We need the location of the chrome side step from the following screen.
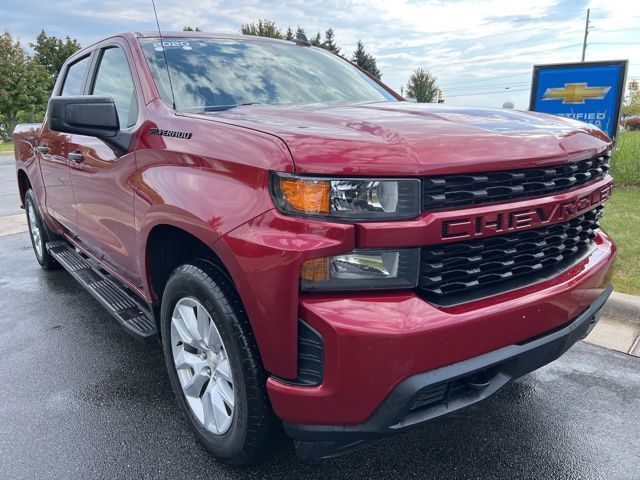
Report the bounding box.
[47,240,158,342]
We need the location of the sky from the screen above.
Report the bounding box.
[2,0,640,109]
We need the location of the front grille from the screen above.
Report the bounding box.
[422,153,610,210]
[417,206,603,303]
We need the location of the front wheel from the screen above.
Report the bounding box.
[160,260,279,466]
[24,189,58,269]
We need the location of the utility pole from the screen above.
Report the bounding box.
[581,8,591,62]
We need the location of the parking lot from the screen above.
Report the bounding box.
[0,227,639,479]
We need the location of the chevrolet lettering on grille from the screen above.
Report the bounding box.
[441,182,613,240]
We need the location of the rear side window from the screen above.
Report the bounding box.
[92,47,138,128]
[60,56,91,96]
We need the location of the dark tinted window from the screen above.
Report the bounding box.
[92,47,138,127]
[60,56,91,96]
[139,38,395,110]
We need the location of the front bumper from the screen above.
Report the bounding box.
[284,284,612,460]
[267,231,615,425]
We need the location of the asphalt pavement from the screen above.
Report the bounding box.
[1,232,639,479]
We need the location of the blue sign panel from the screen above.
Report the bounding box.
[530,60,628,140]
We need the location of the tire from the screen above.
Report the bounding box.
[24,189,58,270]
[160,259,279,466]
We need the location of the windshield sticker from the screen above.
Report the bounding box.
[153,41,193,52]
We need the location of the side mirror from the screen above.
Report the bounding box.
[47,96,131,156]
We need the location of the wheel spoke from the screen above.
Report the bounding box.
[174,349,205,371]
[202,388,217,431]
[182,370,210,398]
[171,312,194,346]
[174,349,210,397]
[195,304,213,348]
[210,387,232,432]
[216,376,234,408]
[215,356,232,382]
[178,303,204,346]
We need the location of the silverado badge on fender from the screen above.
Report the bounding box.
[148,127,192,139]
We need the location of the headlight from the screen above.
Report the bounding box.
[300,249,420,291]
[270,173,421,220]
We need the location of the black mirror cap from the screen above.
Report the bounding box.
[47,96,120,138]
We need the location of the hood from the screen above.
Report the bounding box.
[189,102,611,176]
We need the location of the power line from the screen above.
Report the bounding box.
[590,42,640,45]
[445,82,531,93]
[399,12,588,44]
[445,87,530,98]
[428,43,583,69]
[441,71,532,88]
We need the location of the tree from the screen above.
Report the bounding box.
[406,68,439,103]
[183,26,202,32]
[623,88,640,117]
[285,27,294,41]
[321,28,340,54]
[31,30,80,84]
[310,32,322,46]
[0,32,50,140]
[241,19,284,39]
[351,40,381,79]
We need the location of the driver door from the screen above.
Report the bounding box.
[67,41,142,285]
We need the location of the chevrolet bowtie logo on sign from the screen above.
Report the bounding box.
[542,83,611,104]
[530,60,628,139]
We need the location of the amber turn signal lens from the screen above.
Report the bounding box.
[300,257,331,282]
[278,178,330,214]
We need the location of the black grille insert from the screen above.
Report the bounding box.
[418,206,603,303]
[293,320,324,386]
[423,154,610,210]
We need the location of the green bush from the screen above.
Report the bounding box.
[611,131,640,186]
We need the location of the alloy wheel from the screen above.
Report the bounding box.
[170,297,235,435]
[27,200,43,259]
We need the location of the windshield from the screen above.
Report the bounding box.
[139,38,396,110]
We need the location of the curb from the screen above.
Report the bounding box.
[0,214,28,237]
[603,291,640,326]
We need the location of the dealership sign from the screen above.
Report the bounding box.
[530,60,628,140]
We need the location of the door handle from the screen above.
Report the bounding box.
[68,152,84,163]
[35,145,49,154]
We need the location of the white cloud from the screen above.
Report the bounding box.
[5,0,640,109]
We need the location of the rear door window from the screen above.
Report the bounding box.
[60,56,91,96]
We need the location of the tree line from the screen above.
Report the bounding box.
[0,30,80,141]
[0,23,442,141]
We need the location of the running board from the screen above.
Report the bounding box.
[47,240,158,342]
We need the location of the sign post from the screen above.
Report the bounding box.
[529,60,628,141]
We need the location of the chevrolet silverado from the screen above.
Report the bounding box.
[13,31,616,465]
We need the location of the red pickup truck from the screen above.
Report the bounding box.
[13,32,616,465]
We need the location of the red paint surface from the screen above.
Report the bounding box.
[13,32,617,409]
[267,232,616,425]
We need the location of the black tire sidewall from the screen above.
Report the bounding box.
[160,264,251,461]
[25,190,47,266]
